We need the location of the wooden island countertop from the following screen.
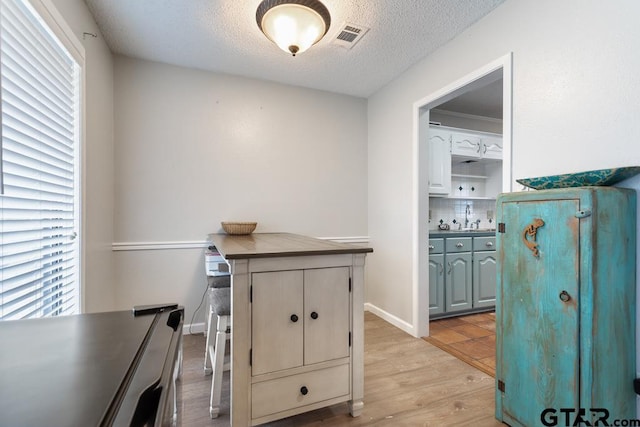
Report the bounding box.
[208,232,373,259]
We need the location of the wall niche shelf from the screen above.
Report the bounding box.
[448,196,496,201]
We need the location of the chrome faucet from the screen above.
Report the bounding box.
[465,204,471,228]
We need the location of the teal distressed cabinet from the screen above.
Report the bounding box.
[495,187,636,427]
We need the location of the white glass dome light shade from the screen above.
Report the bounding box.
[257,1,331,56]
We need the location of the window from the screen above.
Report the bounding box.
[0,0,83,320]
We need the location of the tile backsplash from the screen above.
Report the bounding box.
[429,198,497,231]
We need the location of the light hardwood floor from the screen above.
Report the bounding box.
[423,312,496,377]
[175,312,504,426]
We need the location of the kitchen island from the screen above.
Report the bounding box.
[207,232,373,426]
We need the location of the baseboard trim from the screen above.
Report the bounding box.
[183,322,206,335]
[364,303,416,337]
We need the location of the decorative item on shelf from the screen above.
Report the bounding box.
[221,221,257,235]
[516,166,640,190]
[438,219,450,230]
[256,0,331,56]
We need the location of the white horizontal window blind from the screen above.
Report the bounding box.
[0,0,81,320]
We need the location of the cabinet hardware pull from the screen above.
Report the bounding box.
[559,291,571,302]
[429,245,434,250]
[456,242,464,248]
[486,242,493,247]
[447,262,452,274]
[300,386,309,396]
[310,311,319,320]
[439,263,444,275]
[290,314,298,322]
[523,218,545,258]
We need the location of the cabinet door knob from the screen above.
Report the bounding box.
[456,242,464,248]
[428,245,434,250]
[290,314,299,322]
[559,291,571,303]
[310,311,319,320]
[300,386,309,396]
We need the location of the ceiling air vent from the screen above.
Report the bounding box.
[333,23,369,49]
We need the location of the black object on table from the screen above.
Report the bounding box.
[0,305,183,427]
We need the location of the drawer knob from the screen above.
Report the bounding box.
[290,314,299,323]
[486,241,494,247]
[456,242,464,248]
[300,386,309,396]
[428,245,434,249]
[310,311,319,320]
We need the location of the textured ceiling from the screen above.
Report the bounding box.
[84,0,505,98]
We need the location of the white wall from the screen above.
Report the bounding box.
[112,56,368,325]
[367,0,640,329]
[50,0,116,313]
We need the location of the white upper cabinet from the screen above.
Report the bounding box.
[451,130,502,160]
[480,134,503,159]
[428,127,452,196]
[428,125,503,199]
[451,132,482,157]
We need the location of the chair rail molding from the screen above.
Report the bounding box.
[112,236,370,251]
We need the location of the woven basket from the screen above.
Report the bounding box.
[221,221,257,235]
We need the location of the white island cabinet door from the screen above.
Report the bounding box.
[252,270,304,375]
[303,267,351,365]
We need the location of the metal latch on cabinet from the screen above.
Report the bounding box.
[575,209,592,218]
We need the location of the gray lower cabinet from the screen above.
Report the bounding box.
[445,251,472,312]
[428,253,444,315]
[428,238,445,315]
[429,234,496,318]
[472,236,497,308]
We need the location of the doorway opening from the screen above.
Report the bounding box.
[412,53,513,339]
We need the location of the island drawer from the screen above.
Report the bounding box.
[445,237,472,253]
[251,364,350,420]
[428,238,444,254]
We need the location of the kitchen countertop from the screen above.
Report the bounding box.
[208,232,373,259]
[429,230,496,238]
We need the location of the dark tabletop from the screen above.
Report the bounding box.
[0,310,156,426]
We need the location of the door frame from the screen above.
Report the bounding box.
[412,53,513,337]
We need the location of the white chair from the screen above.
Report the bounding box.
[204,277,231,419]
[204,275,230,373]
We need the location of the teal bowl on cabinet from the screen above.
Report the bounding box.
[516,166,640,190]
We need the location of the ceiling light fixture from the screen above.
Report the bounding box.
[256,0,331,57]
